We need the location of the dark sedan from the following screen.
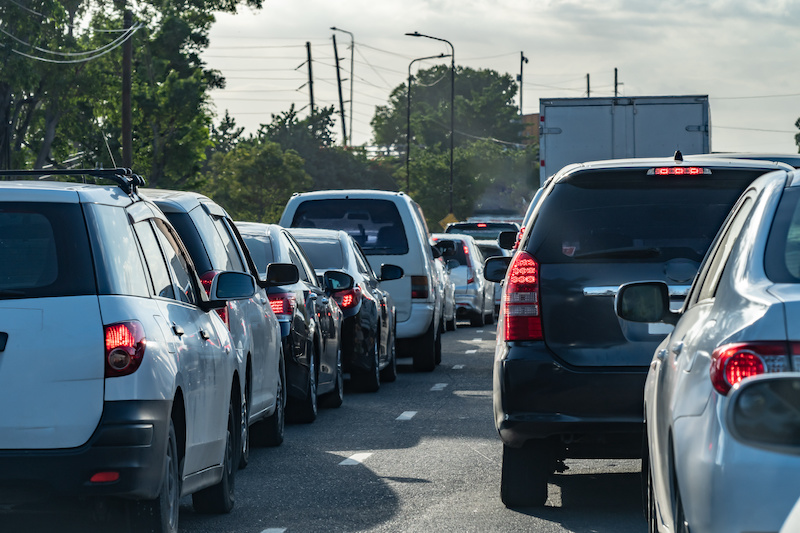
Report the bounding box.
[288,228,403,392]
[237,222,347,423]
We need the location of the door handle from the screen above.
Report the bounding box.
[172,323,185,337]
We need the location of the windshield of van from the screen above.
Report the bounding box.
[290,199,409,255]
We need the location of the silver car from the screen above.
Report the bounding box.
[432,233,494,327]
[475,239,510,313]
[616,166,800,533]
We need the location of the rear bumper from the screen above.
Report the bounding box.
[495,342,645,457]
[0,400,171,506]
[396,302,433,339]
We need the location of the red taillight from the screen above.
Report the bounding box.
[90,471,120,483]
[269,292,296,318]
[653,167,708,176]
[503,251,542,341]
[335,287,361,309]
[710,342,791,395]
[463,244,475,283]
[477,223,487,228]
[411,275,429,299]
[200,270,229,328]
[514,227,525,249]
[104,321,146,378]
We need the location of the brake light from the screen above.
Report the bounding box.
[269,292,296,318]
[335,287,361,309]
[515,227,525,250]
[411,275,429,299]
[105,321,146,378]
[710,342,791,395]
[503,251,542,341]
[477,223,487,228]
[199,271,229,328]
[652,167,709,176]
[90,471,120,483]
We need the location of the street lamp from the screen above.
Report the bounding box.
[407,53,450,193]
[331,26,354,147]
[405,31,455,214]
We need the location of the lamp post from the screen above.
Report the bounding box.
[331,27,354,147]
[405,31,455,214]
[406,53,450,193]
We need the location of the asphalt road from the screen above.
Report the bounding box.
[8,321,647,533]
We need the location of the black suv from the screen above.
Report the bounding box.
[485,153,793,507]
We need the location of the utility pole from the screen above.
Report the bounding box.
[586,73,590,97]
[614,68,618,97]
[332,35,347,146]
[306,42,315,116]
[517,52,528,116]
[122,8,132,167]
[331,27,354,146]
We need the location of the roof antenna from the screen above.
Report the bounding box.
[104,134,118,168]
[674,150,683,162]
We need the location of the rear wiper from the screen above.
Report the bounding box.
[572,247,661,259]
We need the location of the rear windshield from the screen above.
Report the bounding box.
[290,199,409,255]
[241,235,274,275]
[529,168,766,263]
[0,202,94,299]
[765,188,800,283]
[446,222,518,240]
[293,238,344,270]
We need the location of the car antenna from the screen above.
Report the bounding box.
[674,150,683,162]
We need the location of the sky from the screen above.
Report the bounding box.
[202,0,800,154]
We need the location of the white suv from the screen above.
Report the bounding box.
[279,190,443,371]
[0,169,255,533]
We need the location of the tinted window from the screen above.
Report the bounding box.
[293,238,344,270]
[154,220,199,305]
[85,204,149,297]
[0,202,94,299]
[477,243,503,259]
[766,188,800,283]
[242,235,274,275]
[446,222,519,240]
[290,199,409,255]
[135,220,175,300]
[529,169,764,264]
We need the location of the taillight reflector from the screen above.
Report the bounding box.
[411,276,429,299]
[105,321,146,378]
[710,342,791,395]
[503,251,542,341]
[90,472,120,483]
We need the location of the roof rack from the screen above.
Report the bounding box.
[0,168,146,195]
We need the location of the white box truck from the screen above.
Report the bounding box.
[538,95,711,185]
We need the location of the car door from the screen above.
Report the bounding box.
[353,241,388,357]
[134,218,230,474]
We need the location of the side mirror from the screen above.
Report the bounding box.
[264,263,299,287]
[615,281,678,325]
[727,374,800,456]
[324,270,354,292]
[201,271,256,312]
[379,264,404,282]
[498,231,517,250]
[484,256,511,282]
[431,245,442,259]
[435,239,457,257]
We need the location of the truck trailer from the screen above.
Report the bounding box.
[538,95,711,185]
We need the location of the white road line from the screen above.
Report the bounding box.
[452,364,465,369]
[430,383,448,391]
[477,330,485,333]
[261,529,287,533]
[396,411,417,420]
[465,349,477,354]
[339,452,373,466]
[471,338,482,342]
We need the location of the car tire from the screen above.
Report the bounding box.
[500,441,552,508]
[353,336,381,392]
[412,320,436,372]
[252,353,285,447]
[470,302,485,327]
[130,419,180,533]
[434,321,442,365]
[674,478,689,533]
[446,311,457,331]
[379,328,397,382]
[485,297,497,325]
[322,345,345,407]
[238,377,250,470]
[192,398,237,514]
[288,343,318,423]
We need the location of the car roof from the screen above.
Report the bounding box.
[287,189,411,202]
[552,154,793,182]
[0,180,137,207]
[286,227,348,242]
[691,152,800,169]
[140,188,226,215]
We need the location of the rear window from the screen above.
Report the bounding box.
[241,235,274,275]
[0,202,94,299]
[529,168,765,263]
[765,188,800,282]
[290,199,409,255]
[293,238,344,270]
[446,222,519,240]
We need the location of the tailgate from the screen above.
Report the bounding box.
[0,296,104,449]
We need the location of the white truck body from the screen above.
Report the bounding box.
[538,95,711,185]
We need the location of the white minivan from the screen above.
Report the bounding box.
[279,190,443,371]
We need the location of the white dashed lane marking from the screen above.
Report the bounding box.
[471,338,482,342]
[452,364,465,369]
[261,529,287,533]
[430,383,448,391]
[465,350,477,354]
[396,411,417,420]
[339,452,373,466]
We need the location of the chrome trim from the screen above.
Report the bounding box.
[583,285,691,297]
